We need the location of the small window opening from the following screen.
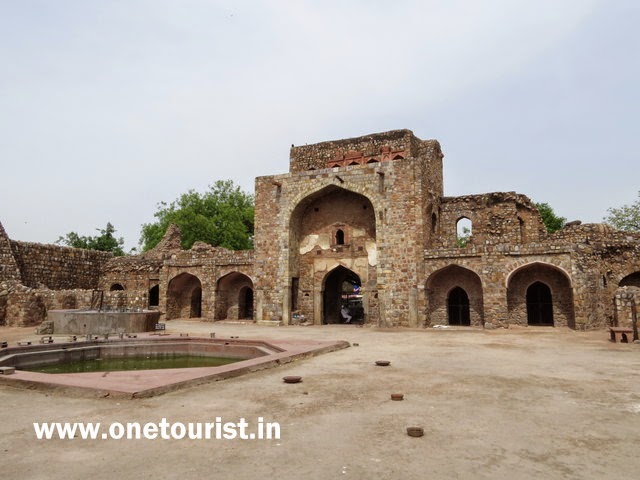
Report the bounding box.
[335,229,345,245]
[456,217,472,247]
[518,217,526,243]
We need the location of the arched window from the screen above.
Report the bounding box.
[456,217,472,247]
[348,161,359,166]
[110,283,125,291]
[335,229,345,245]
[366,159,379,164]
[393,155,404,160]
[431,213,437,234]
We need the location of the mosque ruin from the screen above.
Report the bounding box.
[1,130,639,331]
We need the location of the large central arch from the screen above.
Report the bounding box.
[288,184,377,325]
[166,273,202,320]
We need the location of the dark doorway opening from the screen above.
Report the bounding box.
[447,287,470,325]
[323,266,362,324]
[190,287,202,318]
[238,286,254,319]
[148,285,159,307]
[526,282,554,326]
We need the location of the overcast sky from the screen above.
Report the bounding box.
[1,0,638,250]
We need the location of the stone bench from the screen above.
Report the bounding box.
[609,327,634,343]
[39,336,53,344]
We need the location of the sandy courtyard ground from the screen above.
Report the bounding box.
[1,321,639,480]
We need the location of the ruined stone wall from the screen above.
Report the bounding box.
[100,257,163,298]
[2,287,148,327]
[421,223,640,330]
[10,241,111,289]
[160,244,254,320]
[614,286,639,328]
[94,223,255,320]
[0,222,21,284]
[289,129,441,173]
[436,192,544,249]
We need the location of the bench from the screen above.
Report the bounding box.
[609,327,634,343]
[39,336,53,344]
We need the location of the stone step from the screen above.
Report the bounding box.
[256,320,282,327]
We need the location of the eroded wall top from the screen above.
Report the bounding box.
[289,129,442,173]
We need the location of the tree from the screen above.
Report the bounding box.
[535,202,566,233]
[56,222,126,256]
[604,191,640,231]
[140,180,254,251]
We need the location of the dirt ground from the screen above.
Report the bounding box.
[1,321,639,480]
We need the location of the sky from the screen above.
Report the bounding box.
[1,0,638,251]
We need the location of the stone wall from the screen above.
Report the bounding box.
[10,241,111,289]
[289,129,442,173]
[0,222,21,284]
[437,192,544,248]
[100,229,255,321]
[2,286,149,327]
[614,286,639,328]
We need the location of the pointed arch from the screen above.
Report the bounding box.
[506,262,574,328]
[619,271,640,288]
[322,265,362,325]
[167,273,202,320]
[215,272,254,321]
[426,265,484,326]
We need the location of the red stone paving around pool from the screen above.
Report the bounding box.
[0,334,349,398]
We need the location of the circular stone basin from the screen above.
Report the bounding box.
[283,375,302,383]
[391,393,404,401]
[406,427,424,437]
[375,360,391,366]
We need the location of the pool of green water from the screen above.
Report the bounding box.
[25,355,241,373]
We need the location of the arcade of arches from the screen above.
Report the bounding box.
[424,262,579,328]
[163,271,255,321]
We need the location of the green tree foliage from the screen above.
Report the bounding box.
[56,222,126,256]
[535,202,566,233]
[140,180,254,251]
[604,191,640,231]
